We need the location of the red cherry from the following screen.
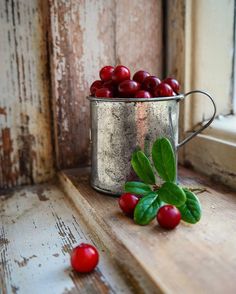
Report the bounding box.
[118,80,140,97]
[134,90,152,98]
[99,66,114,82]
[95,87,113,98]
[90,80,103,96]
[112,65,130,83]
[103,80,118,95]
[118,193,139,217]
[154,82,174,97]
[157,205,181,229]
[142,76,161,93]
[133,70,150,84]
[163,77,180,93]
[70,243,99,273]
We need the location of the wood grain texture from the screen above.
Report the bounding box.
[60,167,236,294]
[49,0,116,169]
[165,0,185,89]
[115,0,163,76]
[165,0,187,162]
[184,133,236,190]
[49,0,163,169]
[0,183,132,294]
[0,0,54,189]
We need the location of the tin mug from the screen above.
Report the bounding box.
[87,90,216,196]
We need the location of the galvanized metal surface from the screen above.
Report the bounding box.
[0,0,54,189]
[88,90,216,195]
[0,183,133,294]
[49,0,163,169]
[89,96,183,195]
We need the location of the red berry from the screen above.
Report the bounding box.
[95,87,113,98]
[103,80,118,95]
[134,90,152,98]
[133,70,150,84]
[154,82,174,97]
[163,77,180,93]
[157,205,181,229]
[112,65,130,83]
[118,80,140,97]
[90,80,103,96]
[118,193,139,217]
[99,66,114,82]
[70,243,99,273]
[142,76,161,93]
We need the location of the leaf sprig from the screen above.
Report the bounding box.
[125,137,202,225]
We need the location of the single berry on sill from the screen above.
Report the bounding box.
[70,243,99,273]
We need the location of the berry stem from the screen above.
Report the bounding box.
[153,184,161,191]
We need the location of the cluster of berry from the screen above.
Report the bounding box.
[90,65,180,98]
[119,193,181,230]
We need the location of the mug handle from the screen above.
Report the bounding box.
[177,90,217,149]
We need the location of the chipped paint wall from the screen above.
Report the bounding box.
[0,0,54,189]
[49,0,163,169]
[0,0,163,188]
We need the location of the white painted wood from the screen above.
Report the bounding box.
[0,184,132,294]
[185,133,236,190]
[0,0,54,188]
[185,0,234,122]
[205,115,236,143]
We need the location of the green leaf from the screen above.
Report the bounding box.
[178,189,202,224]
[134,192,160,225]
[158,182,186,206]
[131,151,156,185]
[152,137,176,182]
[125,181,152,196]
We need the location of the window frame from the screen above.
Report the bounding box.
[166,0,236,189]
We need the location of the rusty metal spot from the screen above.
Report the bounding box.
[14,255,37,268]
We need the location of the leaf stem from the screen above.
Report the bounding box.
[153,184,161,191]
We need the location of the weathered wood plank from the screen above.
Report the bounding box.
[49,0,163,169]
[115,0,163,76]
[0,183,132,294]
[165,0,187,163]
[0,0,54,189]
[184,133,236,190]
[49,0,116,169]
[60,167,236,294]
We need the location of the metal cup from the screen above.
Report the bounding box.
[87,90,216,196]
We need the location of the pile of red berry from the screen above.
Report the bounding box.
[90,65,180,98]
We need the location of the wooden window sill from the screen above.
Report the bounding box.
[1,166,236,293]
[0,183,131,293]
